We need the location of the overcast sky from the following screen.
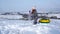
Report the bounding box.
[0,0,60,12]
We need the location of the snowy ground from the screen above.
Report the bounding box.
[0,18,60,34]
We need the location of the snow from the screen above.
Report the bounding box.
[48,14,60,18]
[0,12,60,34]
[0,18,60,34]
[0,15,23,19]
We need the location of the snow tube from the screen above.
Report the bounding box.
[39,18,50,23]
